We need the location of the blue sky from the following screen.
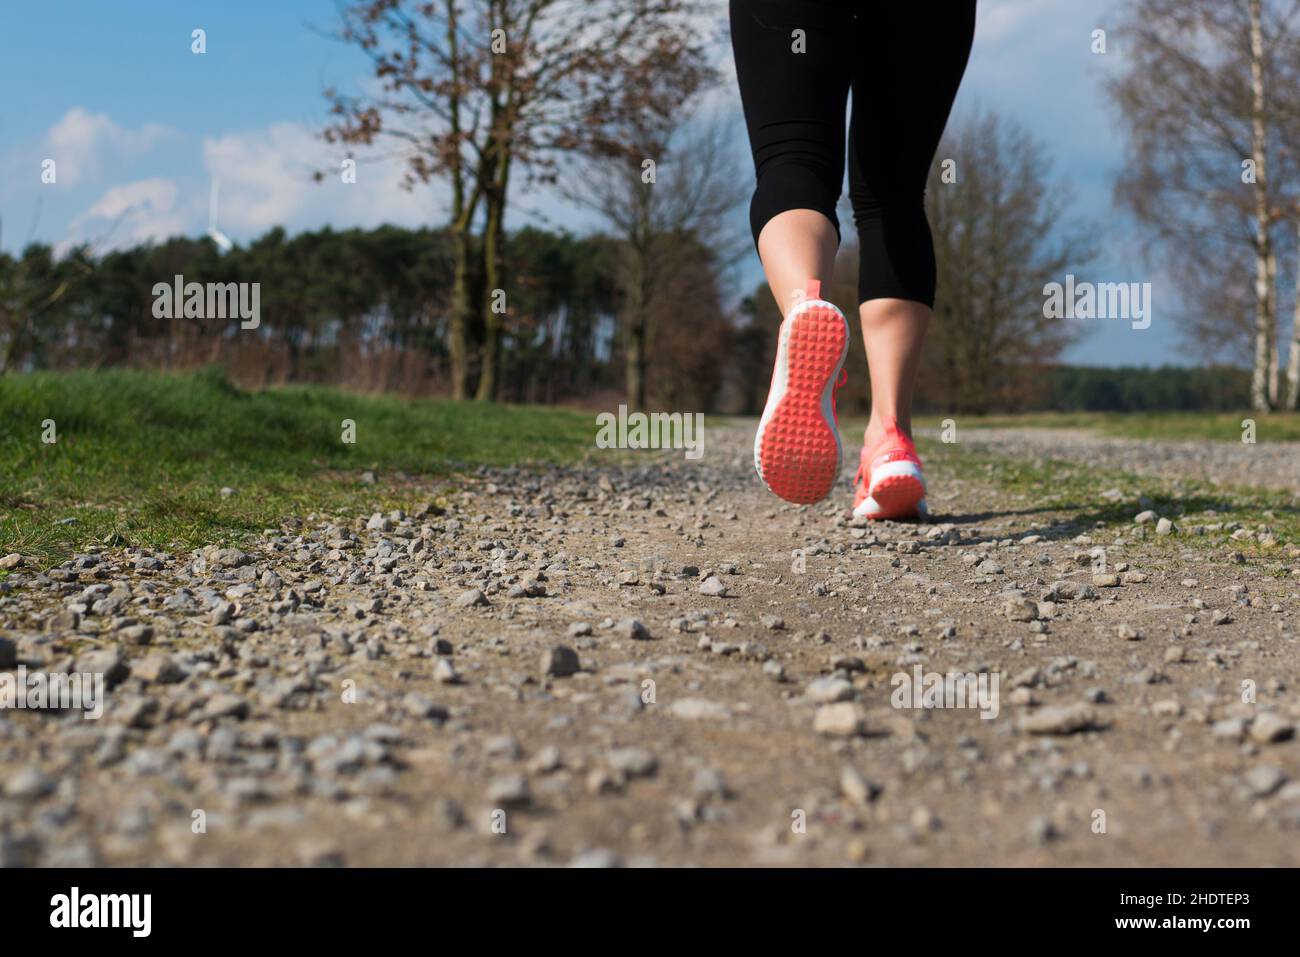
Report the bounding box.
[0,0,1180,366]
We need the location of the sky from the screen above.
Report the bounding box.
[0,0,1180,366]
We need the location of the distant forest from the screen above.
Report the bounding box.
[0,223,1250,414]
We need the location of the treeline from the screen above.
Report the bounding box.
[1024,365,1250,412]
[0,224,733,410]
[0,222,1263,415]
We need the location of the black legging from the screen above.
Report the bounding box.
[730,0,976,308]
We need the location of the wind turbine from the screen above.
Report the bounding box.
[207,178,233,253]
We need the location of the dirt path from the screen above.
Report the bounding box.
[2,422,1299,866]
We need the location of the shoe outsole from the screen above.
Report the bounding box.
[864,473,926,520]
[754,302,849,505]
[854,458,928,520]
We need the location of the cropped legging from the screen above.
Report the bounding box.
[730,0,976,308]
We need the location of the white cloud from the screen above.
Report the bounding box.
[45,107,172,186]
[64,178,190,251]
[202,122,445,235]
[47,118,452,253]
[25,108,616,255]
[976,0,1049,46]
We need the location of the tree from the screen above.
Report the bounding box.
[1107,0,1300,411]
[497,226,620,402]
[0,238,94,375]
[566,113,745,410]
[922,111,1094,413]
[323,0,711,400]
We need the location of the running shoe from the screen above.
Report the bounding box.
[753,279,850,505]
[852,416,927,520]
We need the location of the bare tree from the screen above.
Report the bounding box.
[1249,0,1280,407]
[1107,0,1300,411]
[323,0,711,400]
[923,111,1094,414]
[567,112,746,410]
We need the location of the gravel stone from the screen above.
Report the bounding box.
[542,645,581,678]
[1018,704,1100,735]
[487,774,531,807]
[813,703,866,737]
[453,588,488,608]
[613,618,650,641]
[608,747,658,778]
[1250,713,1295,744]
[1002,597,1038,621]
[806,676,854,703]
[699,576,729,597]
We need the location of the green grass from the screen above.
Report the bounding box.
[902,408,1300,563]
[920,436,1300,568]
[7,375,1298,574]
[0,368,596,569]
[912,410,1300,443]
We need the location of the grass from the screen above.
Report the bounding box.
[6,372,1299,573]
[912,410,1300,443]
[0,367,596,569]
[837,408,1300,564]
[919,435,1300,569]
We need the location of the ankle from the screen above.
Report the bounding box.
[865,413,911,446]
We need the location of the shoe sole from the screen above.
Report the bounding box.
[854,460,927,520]
[753,298,849,505]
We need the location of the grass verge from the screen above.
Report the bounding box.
[0,367,595,569]
[921,437,1300,572]
[912,410,1300,443]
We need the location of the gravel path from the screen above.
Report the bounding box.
[943,426,1300,496]
[2,422,1299,867]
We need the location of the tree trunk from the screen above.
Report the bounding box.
[625,308,647,412]
[1285,218,1300,409]
[618,165,656,413]
[476,152,510,403]
[1267,246,1279,405]
[476,196,502,402]
[0,317,26,374]
[448,227,474,400]
[444,0,474,401]
[474,4,511,404]
[622,234,650,412]
[1249,0,1275,412]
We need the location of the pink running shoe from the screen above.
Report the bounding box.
[753,280,850,505]
[852,417,927,520]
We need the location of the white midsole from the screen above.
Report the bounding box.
[855,492,929,518]
[752,297,850,485]
[868,459,926,493]
[854,461,927,517]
